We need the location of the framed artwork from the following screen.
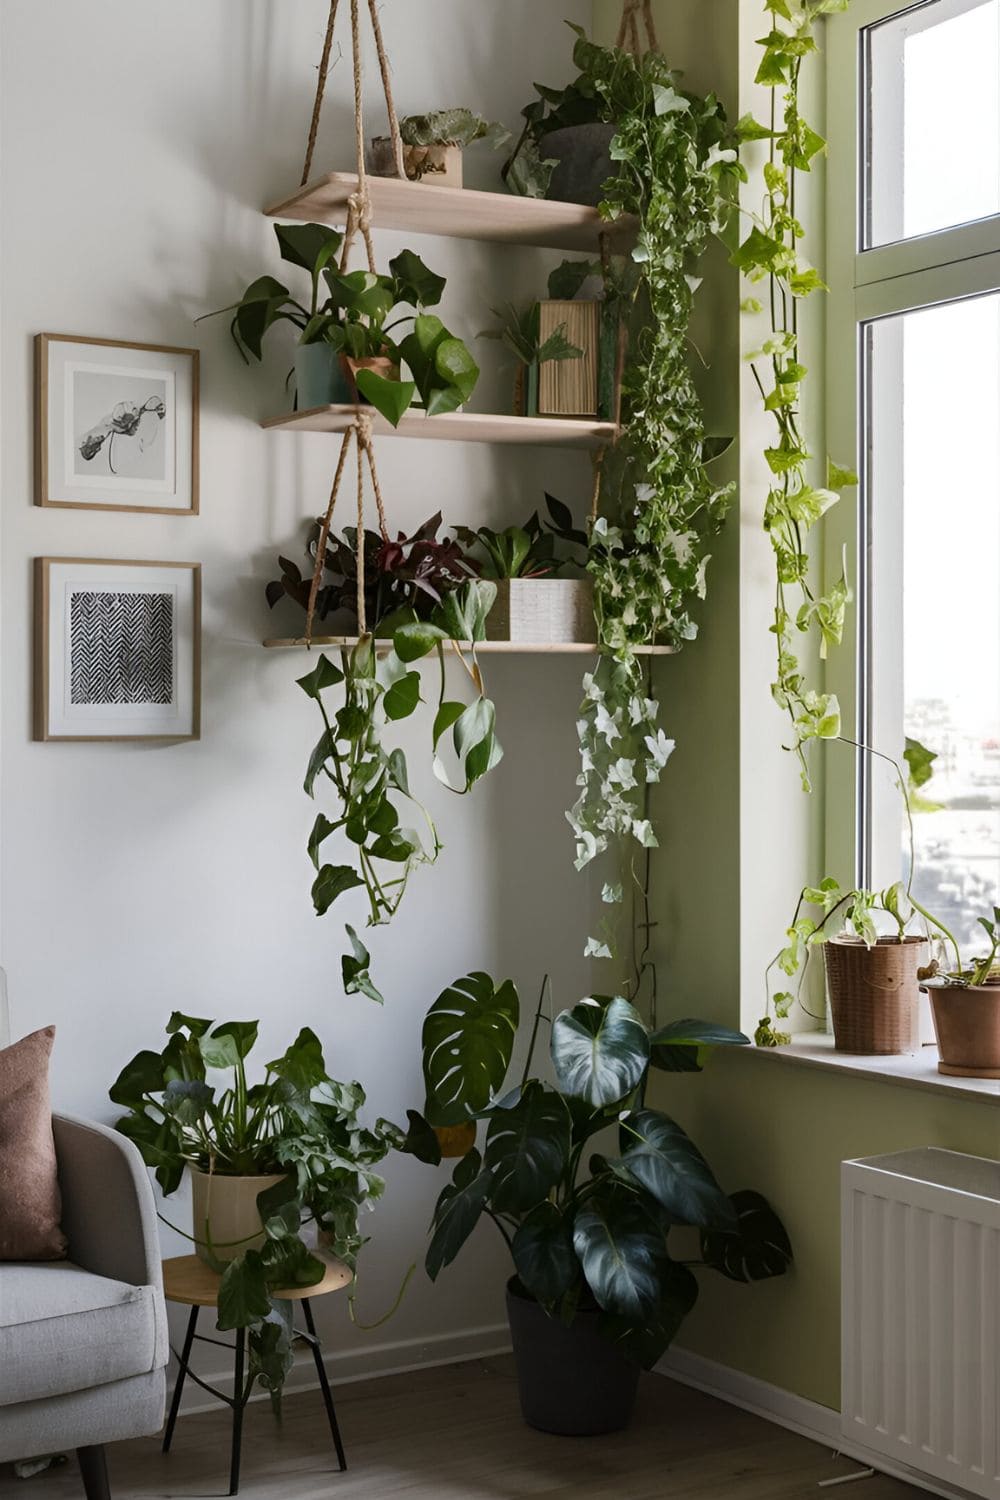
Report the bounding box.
[35,334,199,515]
[34,558,201,742]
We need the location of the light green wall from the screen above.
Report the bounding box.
[592,0,1000,1415]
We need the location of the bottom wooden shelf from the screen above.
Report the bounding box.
[262,635,676,656]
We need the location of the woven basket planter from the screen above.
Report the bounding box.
[824,935,926,1055]
[486,579,594,645]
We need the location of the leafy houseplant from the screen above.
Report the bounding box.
[401,977,791,1433]
[267,512,478,632]
[503,71,611,202]
[922,908,1000,1077]
[298,581,504,971]
[372,109,510,188]
[202,222,479,427]
[110,1014,397,1405]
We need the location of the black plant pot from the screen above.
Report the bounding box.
[544,123,617,206]
[506,1278,640,1435]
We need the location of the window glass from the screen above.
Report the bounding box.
[866,0,1000,248]
[866,292,1000,949]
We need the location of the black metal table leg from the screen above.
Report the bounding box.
[163,1305,200,1453]
[229,1328,247,1496]
[302,1298,347,1472]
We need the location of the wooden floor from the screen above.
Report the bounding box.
[0,1357,924,1500]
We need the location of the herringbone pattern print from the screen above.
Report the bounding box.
[69,590,174,705]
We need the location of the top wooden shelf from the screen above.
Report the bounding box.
[265,172,635,254]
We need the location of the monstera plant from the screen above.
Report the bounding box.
[402,976,791,1433]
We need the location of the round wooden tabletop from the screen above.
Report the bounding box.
[162,1252,352,1307]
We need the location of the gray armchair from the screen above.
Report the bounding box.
[0,1116,168,1499]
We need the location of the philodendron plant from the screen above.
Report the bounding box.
[401,977,791,1368]
[202,222,479,426]
[400,109,510,152]
[110,1014,397,1406]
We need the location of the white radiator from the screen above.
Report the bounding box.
[842,1148,1000,1498]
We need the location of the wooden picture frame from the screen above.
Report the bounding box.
[34,558,201,742]
[35,334,200,515]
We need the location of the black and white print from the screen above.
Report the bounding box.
[69,591,174,706]
[72,370,169,482]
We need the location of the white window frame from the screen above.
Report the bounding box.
[824,0,1000,891]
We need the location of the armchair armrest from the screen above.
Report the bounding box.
[52,1115,162,1290]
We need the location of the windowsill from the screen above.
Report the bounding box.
[740,1032,1000,1103]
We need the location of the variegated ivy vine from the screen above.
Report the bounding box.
[563,30,742,988]
[733,0,857,787]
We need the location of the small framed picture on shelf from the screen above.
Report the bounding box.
[34,558,201,742]
[35,334,199,515]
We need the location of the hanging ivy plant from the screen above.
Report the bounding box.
[733,0,856,787]
[562,30,741,975]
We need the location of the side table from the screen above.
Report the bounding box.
[161,1252,352,1495]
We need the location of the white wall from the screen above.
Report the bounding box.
[0,0,596,1380]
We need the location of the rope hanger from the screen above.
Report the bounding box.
[298,0,407,644]
[616,0,660,56]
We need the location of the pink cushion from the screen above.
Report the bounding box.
[0,1027,67,1260]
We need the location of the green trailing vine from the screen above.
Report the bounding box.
[562,31,741,981]
[733,0,856,786]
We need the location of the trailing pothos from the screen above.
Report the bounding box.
[300,580,503,999]
[733,0,857,785]
[559,30,741,981]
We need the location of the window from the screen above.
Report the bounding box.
[826,0,1000,943]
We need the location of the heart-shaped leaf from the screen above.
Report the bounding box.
[383,670,421,721]
[389,249,447,309]
[573,1193,667,1320]
[700,1189,792,1282]
[426,1149,494,1280]
[312,863,364,916]
[484,1081,571,1214]
[649,1019,750,1073]
[599,1260,699,1368]
[512,1201,579,1305]
[355,370,416,427]
[422,972,519,1126]
[550,996,649,1107]
[616,1110,737,1230]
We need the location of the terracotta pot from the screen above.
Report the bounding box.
[369,137,463,189]
[925,980,1000,1077]
[433,1122,476,1159]
[189,1166,286,1266]
[824,935,926,1055]
[341,353,401,402]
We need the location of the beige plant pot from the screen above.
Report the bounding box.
[925,980,1000,1078]
[369,137,463,188]
[486,578,595,645]
[189,1166,286,1266]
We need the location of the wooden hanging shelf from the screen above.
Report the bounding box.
[265,172,636,254]
[262,636,676,656]
[262,406,617,449]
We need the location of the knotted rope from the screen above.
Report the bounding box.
[299,0,405,644]
[616,0,660,55]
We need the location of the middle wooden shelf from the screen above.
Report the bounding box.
[262,405,617,449]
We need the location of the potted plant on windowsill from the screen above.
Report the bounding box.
[110,1013,397,1405]
[370,109,510,189]
[201,223,479,426]
[401,976,791,1435]
[920,907,1000,1078]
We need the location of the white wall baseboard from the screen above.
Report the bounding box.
[178,1322,512,1417]
[656,1348,976,1500]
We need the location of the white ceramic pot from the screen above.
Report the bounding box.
[189,1166,286,1265]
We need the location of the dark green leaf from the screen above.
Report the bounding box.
[512,1201,579,1304]
[649,1019,750,1072]
[399,1109,442,1166]
[312,863,364,916]
[308,814,335,870]
[616,1110,737,1230]
[483,1081,571,1214]
[573,1194,667,1320]
[426,1150,494,1280]
[268,1027,327,1091]
[393,621,448,662]
[355,370,416,427]
[296,653,344,700]
[304,729,337,797]
[599,1261,699,1367]
[700,1189,792,1282]
[550,997,649,1107]
[422,972,519,1126]
[273,222,344,275]
[109,1049,167,1107]
[389,249,447,308]
[217,1250,272,1328]
[383,671,421,721]
[209,1021,259,1061]
[341,924,385,1004]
